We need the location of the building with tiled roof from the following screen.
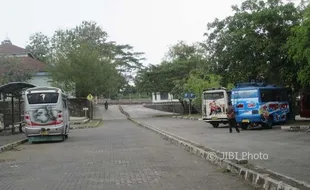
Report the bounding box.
[0,38,52,87]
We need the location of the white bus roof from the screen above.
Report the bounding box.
[25,87,63,94]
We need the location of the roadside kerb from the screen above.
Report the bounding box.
[70,118,90,125]
[70,119,102,130]
[0,138,28,154]
[119,105,310,190]
[281,126,310,132]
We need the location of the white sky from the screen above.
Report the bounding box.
[0,0,294,65]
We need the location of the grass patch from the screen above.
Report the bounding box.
[88,119,102,126]
[154,114,202,118]
[71,119,102,129]
[180,114,201,118]
[154,114,177,117]
[0,158,16,163]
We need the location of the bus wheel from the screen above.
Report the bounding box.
[65,126,68,139]
[211,123,219,128]
[241,123,248,130]
[264,117,273,129]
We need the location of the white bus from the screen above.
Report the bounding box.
[24,87,70,141]
[202,87,231,128]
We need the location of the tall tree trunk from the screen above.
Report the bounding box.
[178,98,185,114]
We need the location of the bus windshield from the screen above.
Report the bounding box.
[27,93,59,104]
[203,92,224,100]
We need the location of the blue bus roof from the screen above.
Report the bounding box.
[232,82,287,91]
[232,86,287,91]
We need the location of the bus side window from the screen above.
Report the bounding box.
[260,90,273,102]
[261,89,288,102]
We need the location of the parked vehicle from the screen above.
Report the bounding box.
[231,82,290,130]
[202,87,231,128]
[24,87,70,141]
[296,91,310,118]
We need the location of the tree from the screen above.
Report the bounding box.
[184,71,222,107]
[135,41,210,108]
[0,56,34,85]
[26,32,51,63]
[286,4,310,89]
[204,0,304,88]
[26,21,144,97]
[49,41,122,97]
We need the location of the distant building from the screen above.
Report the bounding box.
[151,92,179,104]
[0,38,51,87]
[0,39,75,98]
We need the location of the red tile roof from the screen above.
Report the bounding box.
[0,56,48,74]
[0,42,48,77]
[18,56,48,71]
[0,43,30,55]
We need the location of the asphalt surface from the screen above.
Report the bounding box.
[0,105,255,190]
[121,105,174,118]
[121,105,310,184]
[95,105,127,120]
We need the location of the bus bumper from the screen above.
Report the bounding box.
[25,124,65,137]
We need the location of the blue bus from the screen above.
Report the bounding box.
[231,83,290,130]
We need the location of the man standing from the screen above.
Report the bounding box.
[226,101,240,133]
[104,100,108,110]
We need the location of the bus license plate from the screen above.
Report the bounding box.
[40,131,49,135]
[211,117,218,120]
[242,119,250,123]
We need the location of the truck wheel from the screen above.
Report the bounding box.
[263,117,273,129]
[241,123,248,130]
[211,123,219,128]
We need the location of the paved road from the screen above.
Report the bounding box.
[0,106,255,190]
[121,105,174,118]
[122,105,310,184]
[0,132,25,147]
[95,105,127,120]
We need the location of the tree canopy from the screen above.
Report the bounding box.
[26,21,144,97]
[204,0,303,88]
[286,3,310,88]
[0,56,34,85]
[135,0,310,108]
[25,0,310,101]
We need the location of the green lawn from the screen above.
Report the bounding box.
[154,113,201,118]
[180,114,201,118]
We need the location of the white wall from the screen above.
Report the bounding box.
[27,72,76,98]
[27,72,52,87]
[152,92,179,103]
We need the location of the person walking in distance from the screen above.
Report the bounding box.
[226,101,240,133]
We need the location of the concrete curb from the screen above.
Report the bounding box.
[281,126,310,132]
[172,115,202,121]
[70,119,102,130]
[70,118,90,125]
[0,138,28,154]
[119,105,310,190]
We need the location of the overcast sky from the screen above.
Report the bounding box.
[0,0,295,65]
